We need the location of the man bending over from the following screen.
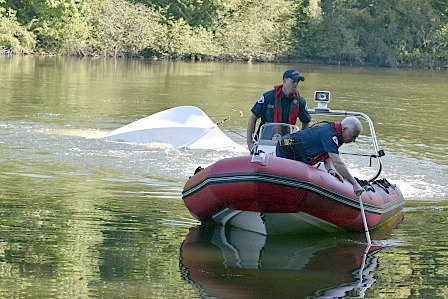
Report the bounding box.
[276,116,364,196]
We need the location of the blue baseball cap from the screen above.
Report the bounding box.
[283,68,305,81]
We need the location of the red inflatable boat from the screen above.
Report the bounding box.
[182,93,405,235]
[183,154,404,235]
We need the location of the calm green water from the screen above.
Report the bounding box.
[0,56,447,298]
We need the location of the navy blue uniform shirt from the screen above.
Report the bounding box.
[251,89,311,131]
[276,123,339,162]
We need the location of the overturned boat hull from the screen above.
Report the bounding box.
[101,106,246,151]
[182,155,404,235]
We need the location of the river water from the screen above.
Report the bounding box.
[0,56,447,298]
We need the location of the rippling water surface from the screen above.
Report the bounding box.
[0,56,447,298]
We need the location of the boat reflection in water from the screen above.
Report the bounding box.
[180,226,382,298]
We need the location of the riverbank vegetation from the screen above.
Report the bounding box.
[1,0,447,68]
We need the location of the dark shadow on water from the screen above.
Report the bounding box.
[179,226,385,298]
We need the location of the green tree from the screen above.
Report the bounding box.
[215,0,296,61]
[132,0,227,31]
[299,0,364,64]
[90,0,166,57]
[430,0,447,21]
[299,0,446,67]
[157,17,218,59]
[1,0,92,53]
[1,0,446,66]
[427,0,448,66]
[0,0,35,53]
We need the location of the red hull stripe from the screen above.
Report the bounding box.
[182,172,404,215]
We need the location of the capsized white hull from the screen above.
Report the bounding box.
[100,106,246,151]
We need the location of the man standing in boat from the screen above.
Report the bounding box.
[276,116,365,196]
[246,68,311,151]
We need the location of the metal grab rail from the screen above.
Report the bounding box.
[308,109,383,182]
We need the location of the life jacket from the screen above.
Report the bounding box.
[273,85,300,125]
[307,121,343,165]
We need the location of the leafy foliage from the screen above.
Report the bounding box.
[299,0,447,67]
[89,0,165,57]
[215,0,295,61]
[0,0,35,53]
[0,0,446,67]
[132,0,227,30]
